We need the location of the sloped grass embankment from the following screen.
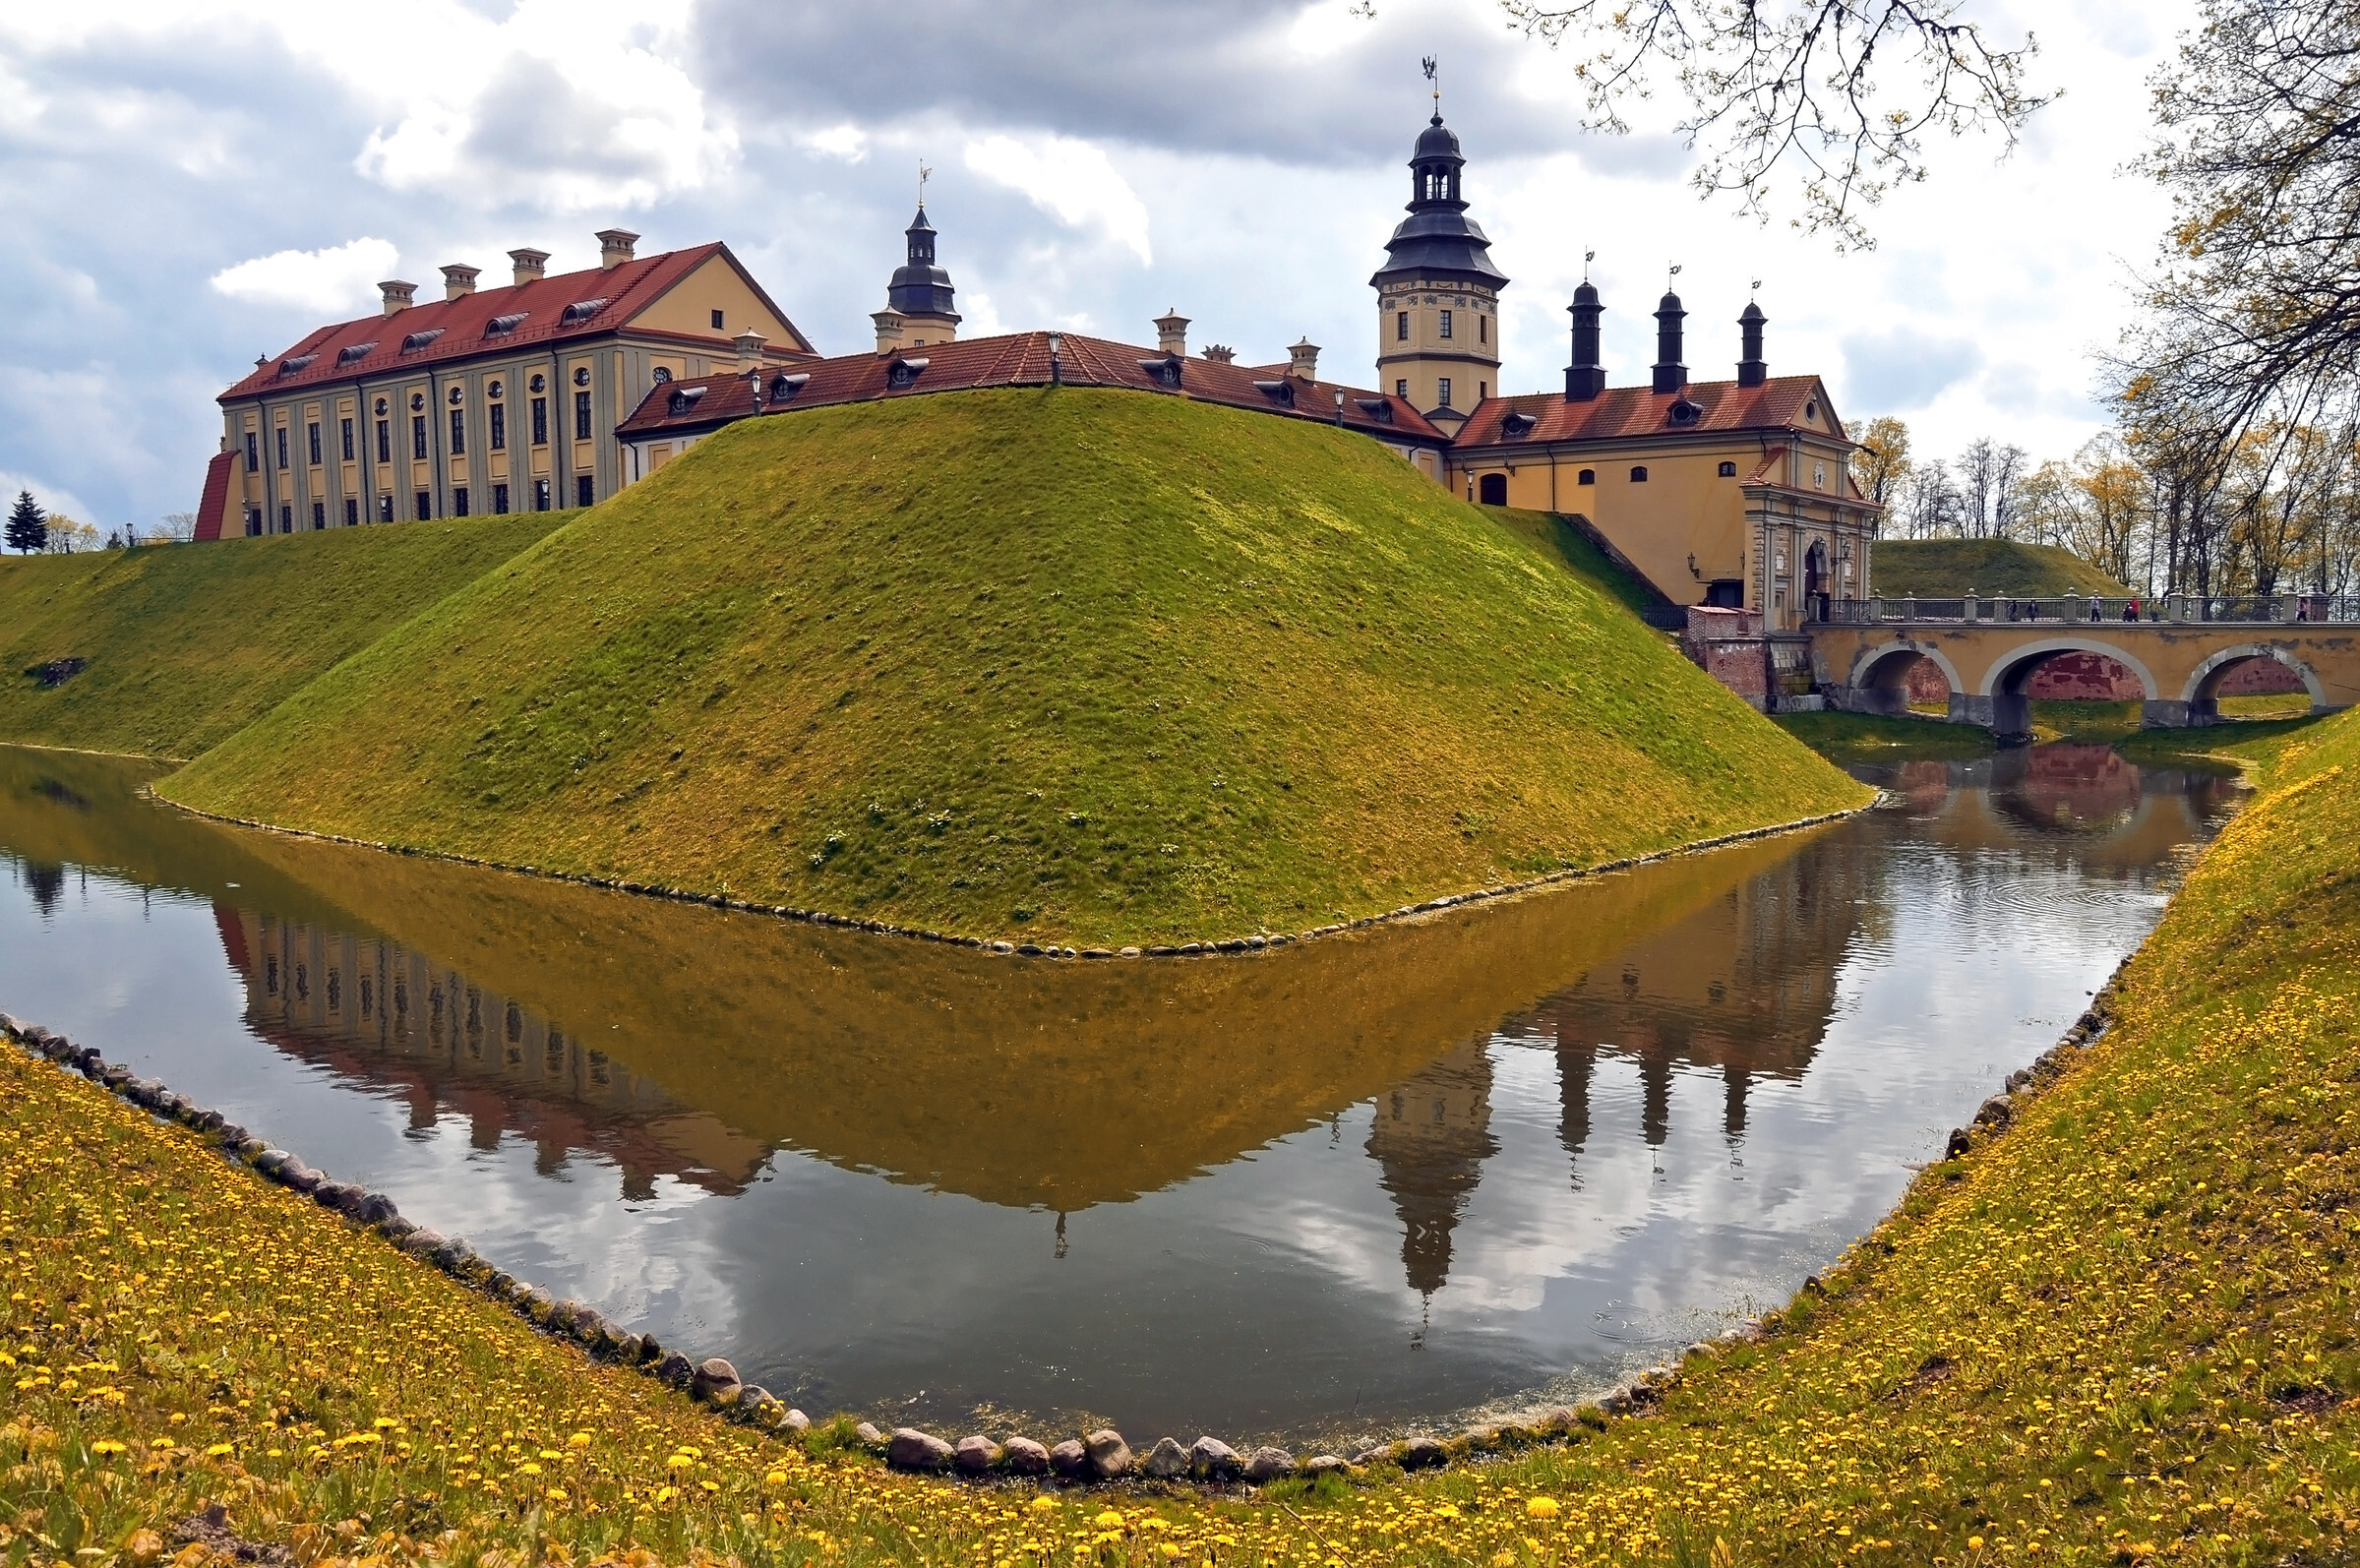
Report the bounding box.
[159,389,1863,947]
[0,518,564,760]
[4,707,2355,1564]
[1871,538,2134,599]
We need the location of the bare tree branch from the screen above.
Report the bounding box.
[1489,0,2049,248]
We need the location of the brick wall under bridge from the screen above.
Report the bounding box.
[1809,620,2360,738]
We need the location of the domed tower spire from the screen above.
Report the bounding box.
[877,163,961,351]
[1369,59,1508,435]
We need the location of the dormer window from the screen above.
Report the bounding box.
[1500,411,1537,437]
[400,329,444,352]
[560,298,609,326]
[1137,357,1183,390]
[768,372,810,403]
[484,312,528,337]
[335,343,376,365]
[667,386,706,416]
[886,356,930,390]
[1252,378,1295,406]
[1668,397,1704,425]
[1354,397,1393,423]
[277,354,317,376]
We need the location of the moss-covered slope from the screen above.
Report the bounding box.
[163,389,1864,945]
[1873,537,2133,598]
[0,516,564,758]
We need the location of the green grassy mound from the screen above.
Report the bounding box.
[1874,537,2132,598]
[162,389,1864,946]
[0,517,563,758]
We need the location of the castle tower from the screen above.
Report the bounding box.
[1369,101,1508,434]
[880,204,960,349]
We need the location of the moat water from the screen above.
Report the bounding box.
[0,744,2236,1446]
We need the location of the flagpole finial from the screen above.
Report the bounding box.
[1584,248,1595,281]
[1422,55,1440,119]
[918,160,931,209]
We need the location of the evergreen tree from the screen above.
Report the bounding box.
[6,491,45,555]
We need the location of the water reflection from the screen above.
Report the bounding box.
[0,742,2239,1439]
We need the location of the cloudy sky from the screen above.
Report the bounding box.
[0,0,2187,533]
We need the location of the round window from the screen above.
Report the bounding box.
[373,398,388,415]
[1805,400,1819,419]
[528,374,546,393]
[487,380,503,399]
[651,367,672,385]
[448,386,463,404]
[410,392,424,411]
[574,367,590,387]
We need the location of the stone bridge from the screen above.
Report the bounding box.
[1808,597,2360,739]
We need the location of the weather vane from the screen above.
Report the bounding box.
[1584,248,1595,281]
[1669,262,1683,287]
[918,160,932,208]
[1422,55,1439,116]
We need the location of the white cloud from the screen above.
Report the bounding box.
[796,124,869,163]
[964,133,1151,265]
[209,238,399,315]
[0,468,97,531]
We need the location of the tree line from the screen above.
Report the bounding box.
[1846,415,2360,598]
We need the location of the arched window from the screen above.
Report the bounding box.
[1718,460,1738,477]
[1630,465,1649,482]
[1576,468,1596,485]
[1479,473,1508,506]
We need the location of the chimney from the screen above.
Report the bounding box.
[734,330,766,372]
[379,279,417,318]
[1154,308,1189,357]
[509,247,550,286]
[440,264,480,302]
[1201,343,1236,364]
[1736,301,1768,388]
[872,309,905,355]
[1565,281,1605,401]
[596,228,640,270]
[1288,336,1320,381]
[1652,289,1688,394]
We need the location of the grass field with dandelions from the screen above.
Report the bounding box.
[5,706,2358,1565]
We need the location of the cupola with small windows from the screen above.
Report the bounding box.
[877,198,961,351]
[1369,89,1507,436]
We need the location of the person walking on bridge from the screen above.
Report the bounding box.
[2089,593,2104,622]
[2124,596,2141,623]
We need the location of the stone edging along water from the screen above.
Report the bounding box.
[0,965,2119,1490]
[148,791,1873,957]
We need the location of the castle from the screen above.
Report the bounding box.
[200,101,1876,633]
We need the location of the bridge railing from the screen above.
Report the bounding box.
[1813,593,2360,626]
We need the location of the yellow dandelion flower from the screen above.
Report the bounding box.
[765,1472,789,1487]
[1526,1497,1560,1519]
[91,1440,127,1456]
[546,1489,569,1503]
[1095,1511,1125,1531]
[518,1462,543,1476]
[569,1431,594,1448]
[1031,1496,1059,1513]
[205,1443,234,1458]
[667,1453,696,1469]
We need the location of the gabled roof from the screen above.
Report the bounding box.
[217,243,814,402]
[1450,375,1843,449]
[615,331,1449,448]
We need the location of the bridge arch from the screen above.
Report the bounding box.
[1844,639,1965,717]
[1977,637,2161,741]
[2181,643,2326,720]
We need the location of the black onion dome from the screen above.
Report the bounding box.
[1370,112,1508,288]
[1739,301,1766,324]
[1659,289,1684,314]
[1413,115,1463,161]
[886,205,958,319]
[1573,280,1601,307]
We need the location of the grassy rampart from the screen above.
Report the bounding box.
[1873,538,2132,598]
[6,704,2354,1565]
[0,518,563,759]
[160,390,1864,946]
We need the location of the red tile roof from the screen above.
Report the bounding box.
[193,450,234,542]
[1450,375,1839,448]
[217,244,813,402]
[614,331,1449,448]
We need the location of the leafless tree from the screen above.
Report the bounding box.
[1493,0,2049,246]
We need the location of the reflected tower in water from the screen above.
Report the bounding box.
[1365,1035,1498,1296]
